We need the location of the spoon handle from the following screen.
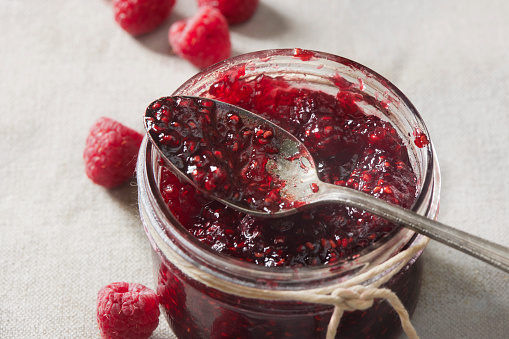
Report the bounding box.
[315,182,509,274]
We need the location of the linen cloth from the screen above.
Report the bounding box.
[1,0,508,338]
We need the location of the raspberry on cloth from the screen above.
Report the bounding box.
[197,0,259,24]
[96,282,160,339]
[83,117,143,188]
[169,6,231,69]
[113,0,176,36]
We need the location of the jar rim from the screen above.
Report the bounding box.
[138,49,441,289]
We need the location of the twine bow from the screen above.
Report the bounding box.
[326,285,419,339]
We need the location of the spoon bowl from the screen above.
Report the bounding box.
[144,95,509,274]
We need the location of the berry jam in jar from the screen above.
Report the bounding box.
[137,49,441,339]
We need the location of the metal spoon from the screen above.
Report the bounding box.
[144,95,509,274]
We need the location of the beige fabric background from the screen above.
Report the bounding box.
[1,0,508,338]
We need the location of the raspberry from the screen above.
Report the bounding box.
[113,0,176,36]
[197,0,259,24]
[84,117,143,188]
[97,282,160,339]
[168,6,231,69]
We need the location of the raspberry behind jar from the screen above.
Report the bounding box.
[113,0,176,36]
[197,0,260,24]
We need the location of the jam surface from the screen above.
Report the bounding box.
[157,69,418,267]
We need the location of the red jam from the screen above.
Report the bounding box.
[154,68,423,338]
[413,128,430,148]
[157,71,417,266]
[156,256,422,339]
[146,96,285,213]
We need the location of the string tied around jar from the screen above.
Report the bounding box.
[318,236,426,339]
[147,211,428,339]
[330,286,375,311]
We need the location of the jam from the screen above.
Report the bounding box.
[157,71,418,267]
[156,254,422,339]
[139,50,438,339]
[145,96,285,213]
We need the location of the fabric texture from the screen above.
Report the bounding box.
[1,0,508,338]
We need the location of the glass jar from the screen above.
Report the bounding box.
[137,49,441,339]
